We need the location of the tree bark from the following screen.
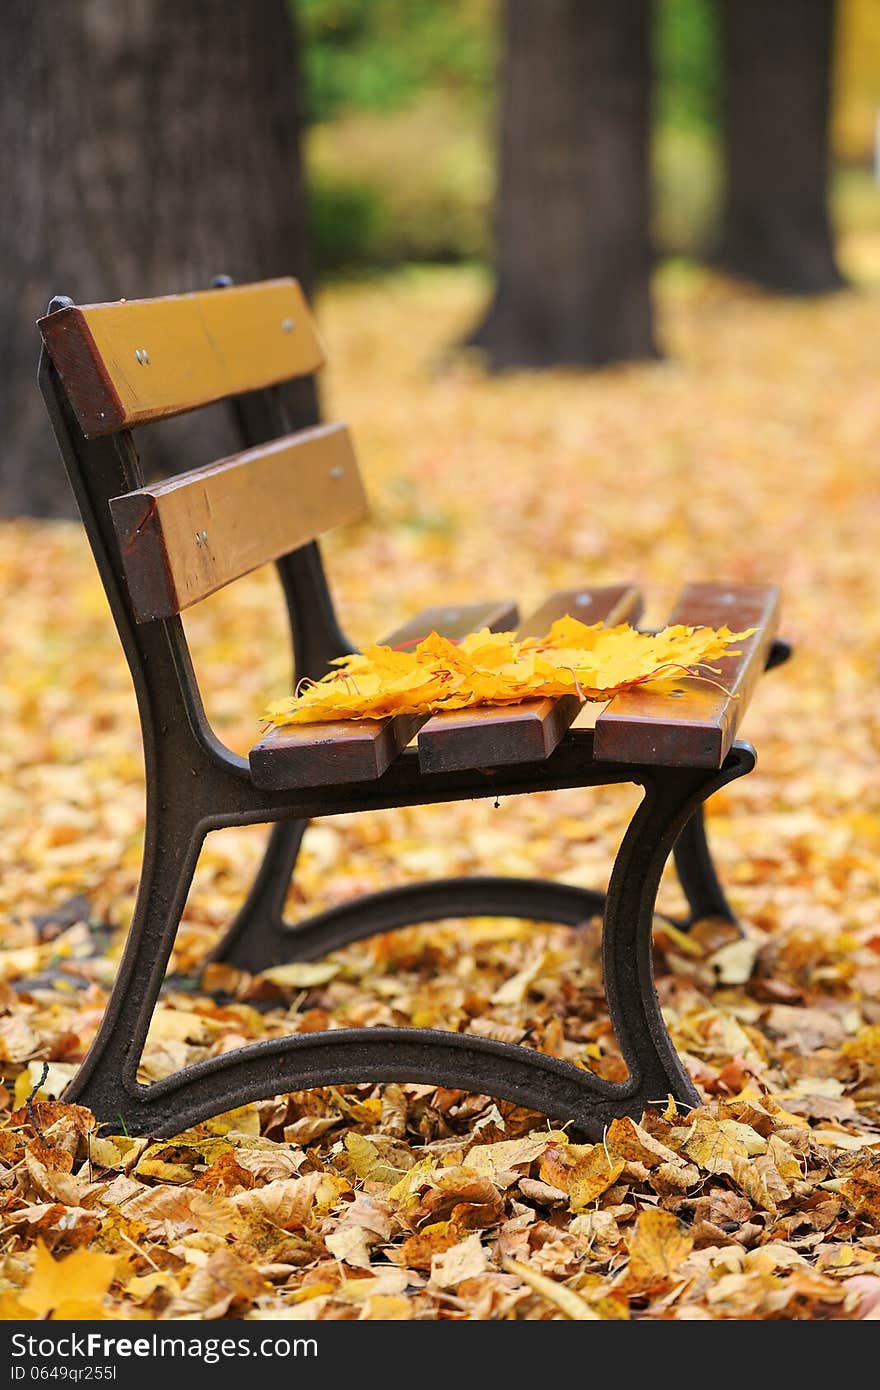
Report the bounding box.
[0,0,315,519]
[718,0,844,294]
[469,0,656,370]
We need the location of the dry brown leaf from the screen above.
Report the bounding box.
[625,1208,694,1286]
[463,1133,549,1187]
[232,1172,325,1229]
[539,1142,625,1213]
[605,1116,682,1169]
[324,1225,374,1268]
[501,1257,600,1319]
[841,1161,880,1222]
[344,1131,401,1183]
[168,1249,269,1318]
[360,1293,412,1319]
[399,1221,460,1270]
[123,1185,246,1238]
[260,962,341,988]
[429,1232,489,1289]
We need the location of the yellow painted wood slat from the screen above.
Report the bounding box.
[38,278,323,436]
[110,422,367,622]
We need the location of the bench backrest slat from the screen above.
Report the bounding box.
[38,279,323,437]
[110,422,366,622]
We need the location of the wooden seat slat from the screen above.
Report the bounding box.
[593,582,780,769]
[38,278,323,437]
[249,597,519,791]
[110,423,367,622]
[417,583,643,774]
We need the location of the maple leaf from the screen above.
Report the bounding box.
[265,620,752,725]
[19,1241,119,1319]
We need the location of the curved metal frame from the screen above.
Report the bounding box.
[214,819,730,973]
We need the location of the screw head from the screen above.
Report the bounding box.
[282,318,294,333]
[330,465,344,479]
[134,349,143,364]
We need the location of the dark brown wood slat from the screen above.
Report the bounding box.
[593,582,780,769]
[38,279,323,437]
[417,583,643,775]
[249,597,519,791]
[111,423,367,622]
[248,713,426,794]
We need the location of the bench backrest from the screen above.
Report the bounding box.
[38,279,368,623]
[38,277,362,772]
[38,279,323,434]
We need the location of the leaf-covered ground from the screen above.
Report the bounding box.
[2,264,880,1321]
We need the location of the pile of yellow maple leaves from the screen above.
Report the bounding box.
[1,262,880,1320]
[266,618,749,725]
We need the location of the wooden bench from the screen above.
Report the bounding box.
[38,277,788,1139]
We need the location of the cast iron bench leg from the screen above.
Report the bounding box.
[211,819,309,969]
[673,804,737,926]
[64,804,207,1121]
[669,637,792,932]
[601,750,752,1108]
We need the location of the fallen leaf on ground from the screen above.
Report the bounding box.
[19,1242,119,1319]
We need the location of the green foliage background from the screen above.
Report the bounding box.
[297,0,877,275]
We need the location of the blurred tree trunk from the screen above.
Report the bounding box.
[0,0,315,519]
[718,0,844,294]
[469,0,656,369]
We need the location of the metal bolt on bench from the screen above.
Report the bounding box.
[37,276,790,1139]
